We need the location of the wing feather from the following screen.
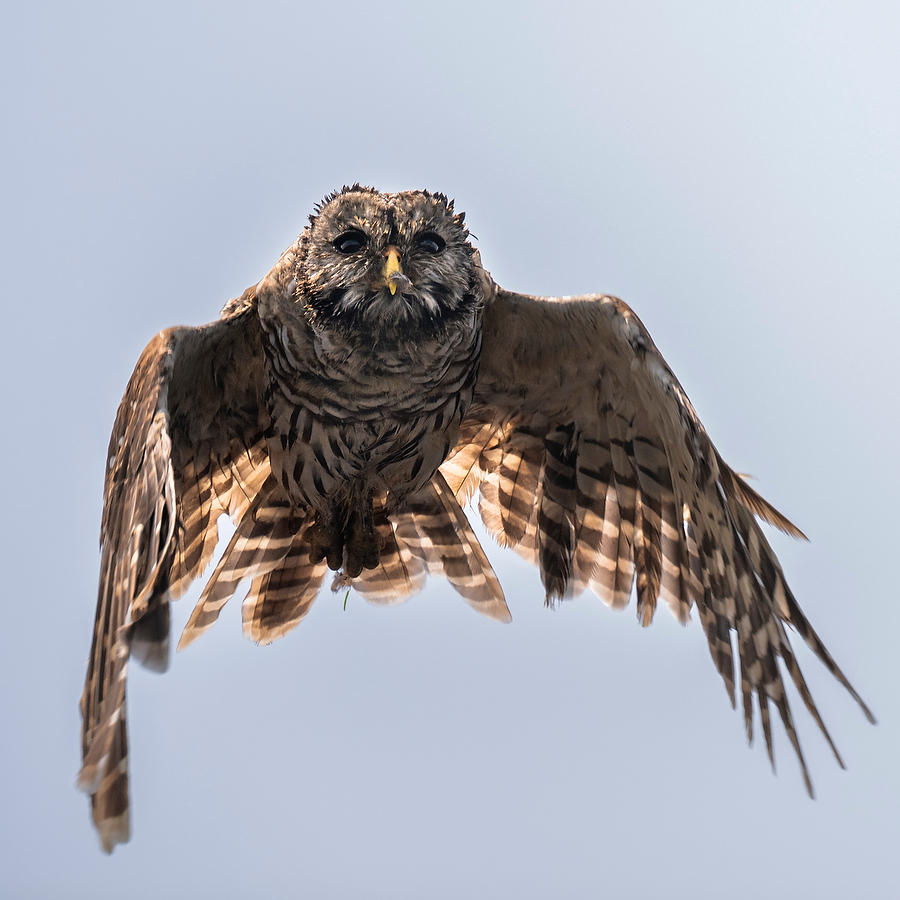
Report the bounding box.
[448,277,872,794]
[80,302,270,852]
[538,425,578,603]
[571,435,612,592]
[605,411,639,610]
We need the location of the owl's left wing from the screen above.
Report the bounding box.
[441,278,873,792]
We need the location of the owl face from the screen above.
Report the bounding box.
[298,186,480,341]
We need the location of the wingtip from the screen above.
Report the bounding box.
[856,696,877,725]
[97,812,130,854]
[175,627,202,652]
[727,466,808,540]
[723,680,737,710]
[481,598,513,624]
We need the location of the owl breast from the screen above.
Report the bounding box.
[262,316,482,523]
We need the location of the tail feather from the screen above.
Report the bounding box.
[398,473,511,622]
[351,504,428,605]
[178,478,305,650]
[242,530,327,645]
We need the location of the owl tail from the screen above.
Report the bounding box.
[241,535,327,644]
[179,472,511,649]
[178,477,313,649]
[365,472,511,622]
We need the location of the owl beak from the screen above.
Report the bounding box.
[382,246,411,296]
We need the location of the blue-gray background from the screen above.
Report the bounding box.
[3,2,897,897]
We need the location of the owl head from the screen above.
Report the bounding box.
[296,185,481,341]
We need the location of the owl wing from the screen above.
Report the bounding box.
[78,291,272,852]
[441,277,874,792]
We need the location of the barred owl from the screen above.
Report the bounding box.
[79,185,873,852]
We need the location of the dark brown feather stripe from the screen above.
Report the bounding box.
[178,478,302,649]
[242,529,326,644]
[398,474,510,621]
[605,409,638,609]
[81,302,272,851]
[538,425,578,603]
[478,428,544,550]
[440,420,501,504]
[466,282,873,796]
[630,434,670,626]
[572,435,614,597]
[80,334,179,851]
[351,503,427,605]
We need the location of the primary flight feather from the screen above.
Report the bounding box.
[80,185,873,852]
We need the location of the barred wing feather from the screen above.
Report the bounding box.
[79,304,269,852]
[442,280,874,794]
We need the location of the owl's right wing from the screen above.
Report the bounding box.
[442,278,873,795]
[78,294,272,852]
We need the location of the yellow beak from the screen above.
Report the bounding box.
[383,247,405,296]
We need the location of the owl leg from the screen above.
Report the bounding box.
[343,503,380,578]
[308,517,344,571]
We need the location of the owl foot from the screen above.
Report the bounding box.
[308,508,380,577]
[308,520,343,571]
[342,507,380,578]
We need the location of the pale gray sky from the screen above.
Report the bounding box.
[2,2,898,897]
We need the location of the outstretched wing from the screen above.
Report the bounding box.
[78,299,270,852]
[442,278,873,792]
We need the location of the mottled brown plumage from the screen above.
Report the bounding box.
[80,185,873,853]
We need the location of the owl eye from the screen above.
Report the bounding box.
[415,231,446,253]
[333,230,367,254]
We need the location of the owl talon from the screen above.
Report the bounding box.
[340,505,379,577]
[362,545,380,570]
[343,553,364,579]
[308,520,343,570]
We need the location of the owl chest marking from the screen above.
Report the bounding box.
[266,326,480,515]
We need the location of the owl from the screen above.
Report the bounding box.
[79,185,873,852]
